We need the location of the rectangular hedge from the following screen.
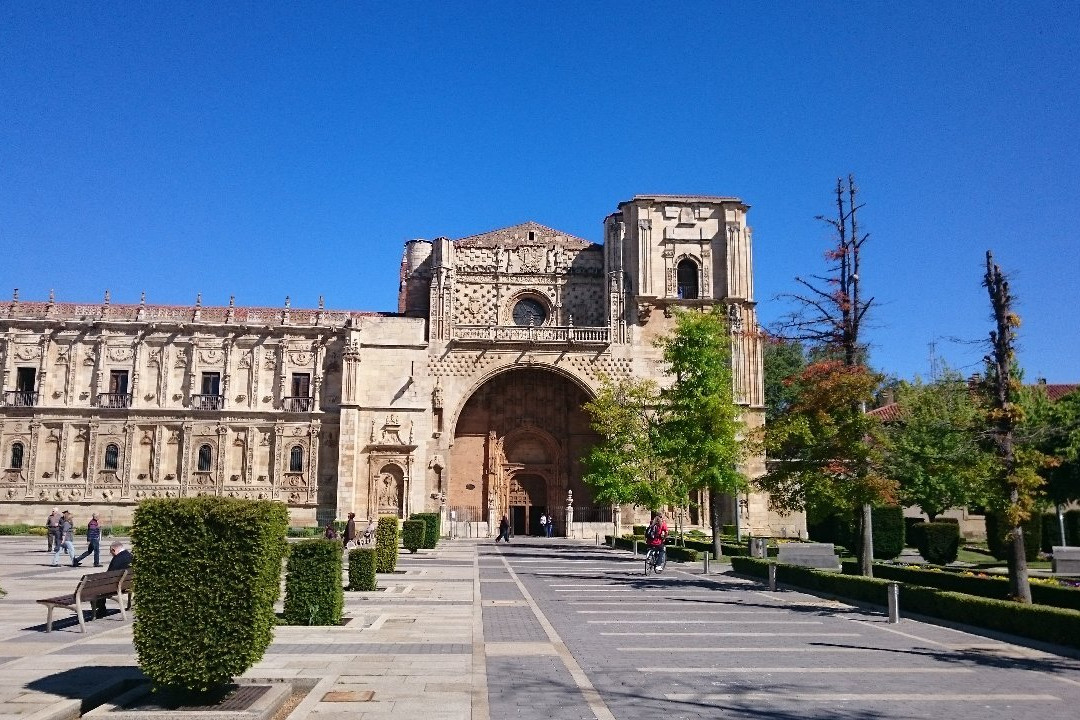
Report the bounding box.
[602,536,699,563]
[375,516,399,573]
[840,561,1080,612]
[730,557,1080,650]
[347,548,378,591]
[283,539,344,626]
[408,512,440,549]
[402,519,425,553]
[131,497,289,691]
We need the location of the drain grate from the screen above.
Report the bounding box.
[126,684,270,711]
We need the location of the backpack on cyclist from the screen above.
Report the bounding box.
[645,523,659,542]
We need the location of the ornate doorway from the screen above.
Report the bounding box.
[449,367,600,532]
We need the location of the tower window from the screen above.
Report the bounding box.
[104,443,119,471]
[197,444,213,472]
[677,259,699,299]
[9,442,24,470]
[289,445,304,472]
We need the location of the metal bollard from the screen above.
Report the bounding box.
[887,582,900,624]
[768,563,777,591]
[703,551,710,574]
[633,540,639,556]
[595,533,600,546]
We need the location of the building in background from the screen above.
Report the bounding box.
[0,195,803,537]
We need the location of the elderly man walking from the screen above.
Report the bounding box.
[51,511,76,567]
[74,513,102,567]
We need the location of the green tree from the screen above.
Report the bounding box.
[763,336,806,423]
[581,376,672,532]
[883,369,992,521]
[658,307,747,559]
[1019,385,1080,544]
[756,360,893,563]
[981,251,1041,603]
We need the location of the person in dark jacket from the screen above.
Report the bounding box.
[323,524,338,540]
[495,515,510,543]
[51,511,75,567]
[74,513,102,567]
[45,508,60,552]
[343,513,357,547]
[93,542,133,619]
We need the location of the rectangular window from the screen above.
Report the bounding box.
[201,372,221,395]
[291,373,310,397]
[15,367,36,391]
[109,370,129,395]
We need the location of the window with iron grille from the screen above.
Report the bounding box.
[289,445,304,472]
[197,444,213,472]
[9,442,24,469]
[104,443,119,471]
[676,258,699,299]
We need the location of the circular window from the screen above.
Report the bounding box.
[512,298,547,327]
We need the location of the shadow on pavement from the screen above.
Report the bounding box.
[26,666,146,713]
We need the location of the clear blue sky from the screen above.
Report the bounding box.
[2,2,1077,382]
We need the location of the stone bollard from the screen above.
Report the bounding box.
[703,551,710,574]
[595,533,600,546]
[887,582,900,624]
[633,540,639,557]
[768,563,777,592]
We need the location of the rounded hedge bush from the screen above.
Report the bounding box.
[408,512,440,548]
[132,497,289,692]
[402,520,425,553]
[986,512,1042,562]
[348,548,378,591]
[375,516,399,573]
[917,522,960,565]
[283,539,344,626]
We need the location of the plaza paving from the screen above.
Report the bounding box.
[1,536,1079,720]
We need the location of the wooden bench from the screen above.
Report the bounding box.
[777,542,840,570]
[1052,546,1080,574]
[37,569,132,633]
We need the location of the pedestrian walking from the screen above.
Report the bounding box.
[539,513,548,537]
[51,511,75,567]
[74,513,102,567]
[45,508,60,552]
[343,512,357,548]
[496,514,510,542]
[546,515,554,537]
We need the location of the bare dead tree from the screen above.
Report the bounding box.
[778,175,880,577]
[983,251,1033,603]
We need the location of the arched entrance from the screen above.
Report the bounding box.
[449,367,599,535]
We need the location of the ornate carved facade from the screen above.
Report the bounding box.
[0,196,803,536]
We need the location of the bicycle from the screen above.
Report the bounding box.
[644,545,666,575]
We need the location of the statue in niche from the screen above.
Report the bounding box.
[378,472,399,510]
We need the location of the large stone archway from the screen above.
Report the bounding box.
[448,367,599,534]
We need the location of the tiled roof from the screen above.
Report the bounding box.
[455,221,597,249]
[868,383,1078,423]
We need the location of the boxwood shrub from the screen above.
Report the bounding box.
[916,522,960,564]
[733,557,1080,649]
[986,512,1042,562]
[402,520,425,553]
[849,506,905,560]
[841,561,1080,611]
[375,515,399,573]
[132,497,288,692]
[408,512,440,548]
[348,548,378,591]
[282,539,344,626]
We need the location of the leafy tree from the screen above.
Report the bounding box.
[756,361,893,559]
[766,175,885,575]
[658,307,747,559]
[581,376,672,530]
[980,251,1041,603]
[883,369,993,521]
[763,336,806,423]
[1018,385,1080,545]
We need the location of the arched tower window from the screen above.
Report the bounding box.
[10,442,24,469]
[289,445,304,473]
[104,443,119,471]
[197,444,213,472]
[677,259,699,299]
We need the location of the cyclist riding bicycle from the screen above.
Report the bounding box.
[645,513,668,569]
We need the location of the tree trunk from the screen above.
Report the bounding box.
[859,503,874,577]
[709,488,723,560]
[1007,490,1033,602]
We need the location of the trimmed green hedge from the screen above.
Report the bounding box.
[376,516,399,573]
[603,535,699,563]
[408,512,440,549]
[840,561,1080,612]
[402,520,425,553]
[732,556,1080,649]
[348,548,378,591]
[986,512,1042,562]
[813,508,904,559]
[132,497,289,691]
[917,522,960,564]
[283,539,344,626]
[286,526,321,538]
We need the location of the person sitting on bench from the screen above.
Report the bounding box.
[93,542,132,619]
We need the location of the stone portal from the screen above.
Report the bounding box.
[449,367,599,533]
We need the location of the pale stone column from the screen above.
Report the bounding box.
[122,421,135,498]
[179,422,192,496]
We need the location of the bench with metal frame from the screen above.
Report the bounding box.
[36,568,132,633]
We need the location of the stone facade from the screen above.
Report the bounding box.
[0,195,806,537]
